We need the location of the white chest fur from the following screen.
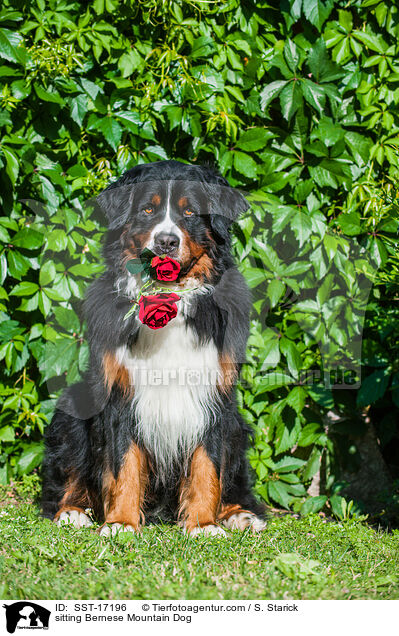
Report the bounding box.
[115,313,221,478]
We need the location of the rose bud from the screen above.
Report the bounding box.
[151,256,181,282]
[138,293,180,330]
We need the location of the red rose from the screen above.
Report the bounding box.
[151,256,181,281]
[138,293,180,330]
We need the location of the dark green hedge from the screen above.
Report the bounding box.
[0,0,398,519]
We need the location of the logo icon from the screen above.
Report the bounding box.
[3,602,50,633]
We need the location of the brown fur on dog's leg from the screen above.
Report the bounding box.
[54,476,93,528]
[100,443,148,536]
[179,446,226,536]
[58,474,91,509]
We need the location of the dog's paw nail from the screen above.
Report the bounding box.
[221,512,266,532]
[250,517,267,533]
[56,510,93,529]
[188,524,227,537]
[100,523,136,537]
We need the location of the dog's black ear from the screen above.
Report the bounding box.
[93,165,150,229]
[205,179,250,243]
[95,185,133,230]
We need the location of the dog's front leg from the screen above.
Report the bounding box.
[100,443,148,536]
[178,446,226,537]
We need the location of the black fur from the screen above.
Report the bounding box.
[41,160,264,526]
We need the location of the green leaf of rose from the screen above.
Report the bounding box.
[126,259,147,275]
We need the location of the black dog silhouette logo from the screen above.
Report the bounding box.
[3,602,50,633]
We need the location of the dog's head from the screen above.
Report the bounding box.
[96,160,249,284]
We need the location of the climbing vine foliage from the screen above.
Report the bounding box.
[0,0,398,519]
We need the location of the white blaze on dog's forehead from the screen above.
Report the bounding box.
[148,181,183,247]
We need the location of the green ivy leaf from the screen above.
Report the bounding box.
[39,261,56,287]
[268,480,292,508]
[10,281,39,296]
[38,290,51,316]
[7,250,31,279]
[352,30,386,54]
[233,151,258,178]
[267,278,285,307]
[19,292,39,312]
[357,369,390,407]
[0,27,24,64]
[236,128,272,151]
[308,40,343,82]
[53,307,80,333]
[260,338,281,370]
[286,386,307,413]
[70,93,88,126]
[16,443,44,475]
[302,447,322,481]
[39,338,78,380]
[290,211,313,247]
[280,338,302,378]
[117,112,155,140]
[274,457,306,473]
[329,494,347,520]
[12,227,43,250]
[0,425,15,442]
[284,40,299,73]
[279,81,302,120]
[90,116,122,151]
[298,422,326,446]
[303,0,334,31]
[46,229,68,252]
[255,373,293,394]
[0,251,7,284]
[301,495,327,515]
[34,83,65,105]
[191,36,217,59]
[1,147,19,185]
[259,80,288,110]
[302,79,326,114]
[345,131,370,165]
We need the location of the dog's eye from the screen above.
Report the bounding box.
[143,207,153,215]
[184,208,194,217]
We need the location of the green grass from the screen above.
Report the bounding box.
[0,478,398,600]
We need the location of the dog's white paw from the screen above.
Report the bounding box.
[222,512,266,533]
[56,510,93,529]
[188,524,227,537]
[99,522,136,537]
[250,515,267,532]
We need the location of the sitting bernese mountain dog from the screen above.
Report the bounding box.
[41,160,266,536]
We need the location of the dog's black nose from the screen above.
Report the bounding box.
[154,232,180,254]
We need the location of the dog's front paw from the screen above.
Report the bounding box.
[99,522,137,537]
[221,512,266,533]
[187,524,227,537]
[56,509,93,529]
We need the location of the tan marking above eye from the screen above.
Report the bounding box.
[178,196,188,208]
[151,194,161,206]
